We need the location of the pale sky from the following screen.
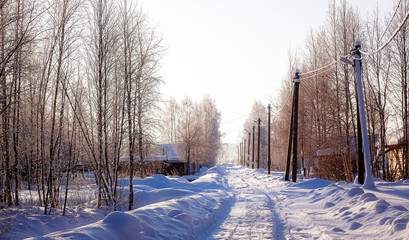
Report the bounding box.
[138,0,394,144]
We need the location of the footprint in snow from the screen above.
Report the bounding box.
[389,205,408,212]
[359,192,378,202]
[324,202,336,209]
[347,187,364,197]
[392,218,409,232]
[332,227,345,232]
[349,222,363,230]
[338,206,350,213]
[347,213,366,223]
[168,209,183,218]
[375,200,390,214]
[379,217,392,226]
[341,211,352,218]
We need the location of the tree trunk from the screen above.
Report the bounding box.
[1,6,12,207]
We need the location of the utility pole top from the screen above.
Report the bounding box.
[268,104,271,109]
[294,69,300,83]
[355,40,361,49]
[253,118,262,125]
[353,41,362,62]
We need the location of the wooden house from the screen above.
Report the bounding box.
[385,129,405,181]
[315,136,358,181]
[119,144,200,176]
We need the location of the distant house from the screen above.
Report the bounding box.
[315,137,359,181]
[119,144,200,176]
[316,136,378,181]
[316,147,347,180]
[385,129,405,181]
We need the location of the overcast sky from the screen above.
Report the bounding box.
[138,0,394,144]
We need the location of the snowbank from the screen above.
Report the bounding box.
[4,164,409,239]
[28,165,233,240]
[279,177,409,239]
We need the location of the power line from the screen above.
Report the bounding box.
[270,84,293,114]
[361,5,409,56]
[228,2,409,144]
[296,4,409,100]
[272,65,333,115]
[298,1,407,79]
[377,0,402,46]
[221,106,266,125]
[223,128,242,134]
[298,59,340,77]
[299,62,340,81]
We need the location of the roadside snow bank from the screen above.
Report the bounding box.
[290,178,332,189]
[279,178,409,239]
[30,165,234,240]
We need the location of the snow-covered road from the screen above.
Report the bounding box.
[5,164,409,239]
[210,167,285,240]
[208,165,409,240]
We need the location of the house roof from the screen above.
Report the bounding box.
[387,128,404,147]
[315,136,358,157]
[119,144,182,163]
[316,148,342,157]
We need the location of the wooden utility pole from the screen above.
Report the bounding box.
[243,139,246,167]
[354,48,364,184]
[257,118,261,169]
[353,41,374,188]
[292,69,300,183]
[357,104,365,184]
[245,130,250,167]
[285,82,296,181]
[340,41,375,188]
[252,125,255,169]
[237,145,240,165]
[268,104,271,174]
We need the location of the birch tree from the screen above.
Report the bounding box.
[86,0,117,208]
[1,0,38,207]
[389,0,409,179]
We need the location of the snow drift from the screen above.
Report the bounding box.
[28,167,233,240]
[3,164,409,239]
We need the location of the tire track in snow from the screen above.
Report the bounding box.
[208,166,285,240]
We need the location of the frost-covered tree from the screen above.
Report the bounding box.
[162,96,222,170]
[196,96,222,167]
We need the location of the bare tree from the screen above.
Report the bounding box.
[134,13,164,180]
[0,0,164,212]
[364,6,393,180]
[85,0,117,208]
[176,97,200,175]
[119,0,139,211]
[162,97,179,144]
[389,0,409,179]
[162,96,222,169]
[118,0,163,210]
[41,0,82,214]
[197,96,222,167]
[1,0,38,207]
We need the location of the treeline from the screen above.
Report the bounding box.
[0,0,164,212]
[270,0,408,181]
[161,96,222,171]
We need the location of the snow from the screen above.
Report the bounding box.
[3,164,409,239]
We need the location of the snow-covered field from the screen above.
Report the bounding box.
[2,164,409,239]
